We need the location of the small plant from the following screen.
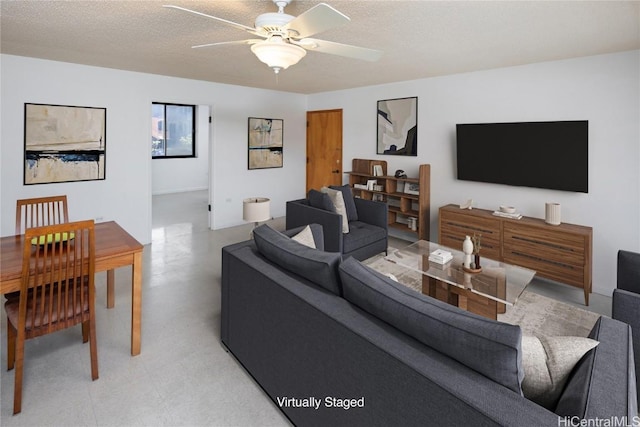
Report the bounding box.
[472,233,482,255]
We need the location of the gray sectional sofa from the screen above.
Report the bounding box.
[221,224,637,426]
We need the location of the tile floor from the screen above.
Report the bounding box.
[1,191,290,426]
[0,190,611,425]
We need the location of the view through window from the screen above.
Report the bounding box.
[152,103,196,158]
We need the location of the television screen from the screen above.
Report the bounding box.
[456,121,588,193]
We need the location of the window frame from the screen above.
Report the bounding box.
[152,102,196,159]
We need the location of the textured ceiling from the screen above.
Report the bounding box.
[1,1,639,94]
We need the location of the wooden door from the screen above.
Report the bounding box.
[306,109,343,192]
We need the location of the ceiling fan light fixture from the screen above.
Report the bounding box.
[167,0,381,75]
[250,39,306,74]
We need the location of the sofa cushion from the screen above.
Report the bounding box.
[253,224,342,295]
[342,221,387,254]
[321,187,349,233]
[330,184,358,222]
[308,189,336,213]
[338,257,524,394]
[521,335,599,409]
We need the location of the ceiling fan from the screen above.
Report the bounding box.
[164,0,383,74]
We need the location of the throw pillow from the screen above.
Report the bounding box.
[521,335,599,409]
[384,272,398,282]
[329,184,358,222]
[308,189,336,213]
[291,225,316,249]
[321,187,349,233]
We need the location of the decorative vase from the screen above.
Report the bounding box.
[545,202,561,225]
[462,235,473,268]
[474,254,481,269]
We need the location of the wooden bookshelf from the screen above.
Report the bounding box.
[347,159,430,240]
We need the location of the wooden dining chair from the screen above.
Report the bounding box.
[5,220,99,414]
[6,196,70,303]
[15,195,69,235]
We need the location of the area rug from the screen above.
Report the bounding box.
[363,253,601,338]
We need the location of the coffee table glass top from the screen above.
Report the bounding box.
[384,240,536,306]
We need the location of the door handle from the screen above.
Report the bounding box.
[332,169,340,173]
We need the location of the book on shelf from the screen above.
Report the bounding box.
[429,249,453,264]
[404,183,420,195]
[354,183,368,190]
[492,210,523,220]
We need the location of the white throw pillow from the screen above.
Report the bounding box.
[291,225,316,249]
[384,272,398,282]
[521,335,599,409]
[321,187,349,233]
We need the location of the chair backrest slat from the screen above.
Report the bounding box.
[16,195,69,235]
[21,220,95,337]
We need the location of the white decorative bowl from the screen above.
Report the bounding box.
[499,205,516,214]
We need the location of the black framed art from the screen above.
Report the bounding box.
[377,97,417,156]
[248,117,283,169]
[24,103,106,184]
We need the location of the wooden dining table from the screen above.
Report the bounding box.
[0,221,144,356]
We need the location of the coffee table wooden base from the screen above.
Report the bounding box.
[424,276,505,320]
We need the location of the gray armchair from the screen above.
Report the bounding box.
[612,249,640,406]
[286,192,388,261]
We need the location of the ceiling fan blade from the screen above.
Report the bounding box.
[163,5,260,36]
[296,38,383,62]
[192,39,262,49]
[283,3,350,39]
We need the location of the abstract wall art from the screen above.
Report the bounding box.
[248,117,283,169]
[377,97,418,156]
[24,103,106,185]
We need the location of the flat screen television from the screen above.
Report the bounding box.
[456,120,588,193]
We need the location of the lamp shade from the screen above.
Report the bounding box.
[243,197,271,223]
[250,38,306,74]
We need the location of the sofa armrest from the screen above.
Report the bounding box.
[286,199,343,253]
[354,198,388,230]
[613,288,640,326]
[613,289,640,364]
[556,316,638,419]
[613,288,640,409]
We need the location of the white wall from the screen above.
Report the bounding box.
[308,50,640,297]
[151,105,210,195]
[1,55,308,244]
[3,51,638,297]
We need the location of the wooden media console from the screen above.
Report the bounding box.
[438,204,593,305]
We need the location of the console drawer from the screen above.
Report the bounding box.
[503,222,588,288]
[439,210,501,260]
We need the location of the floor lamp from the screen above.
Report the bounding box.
[243,197,271,236]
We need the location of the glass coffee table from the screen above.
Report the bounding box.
[385,240,536,320]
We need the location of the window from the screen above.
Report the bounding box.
[152,103,196,158]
